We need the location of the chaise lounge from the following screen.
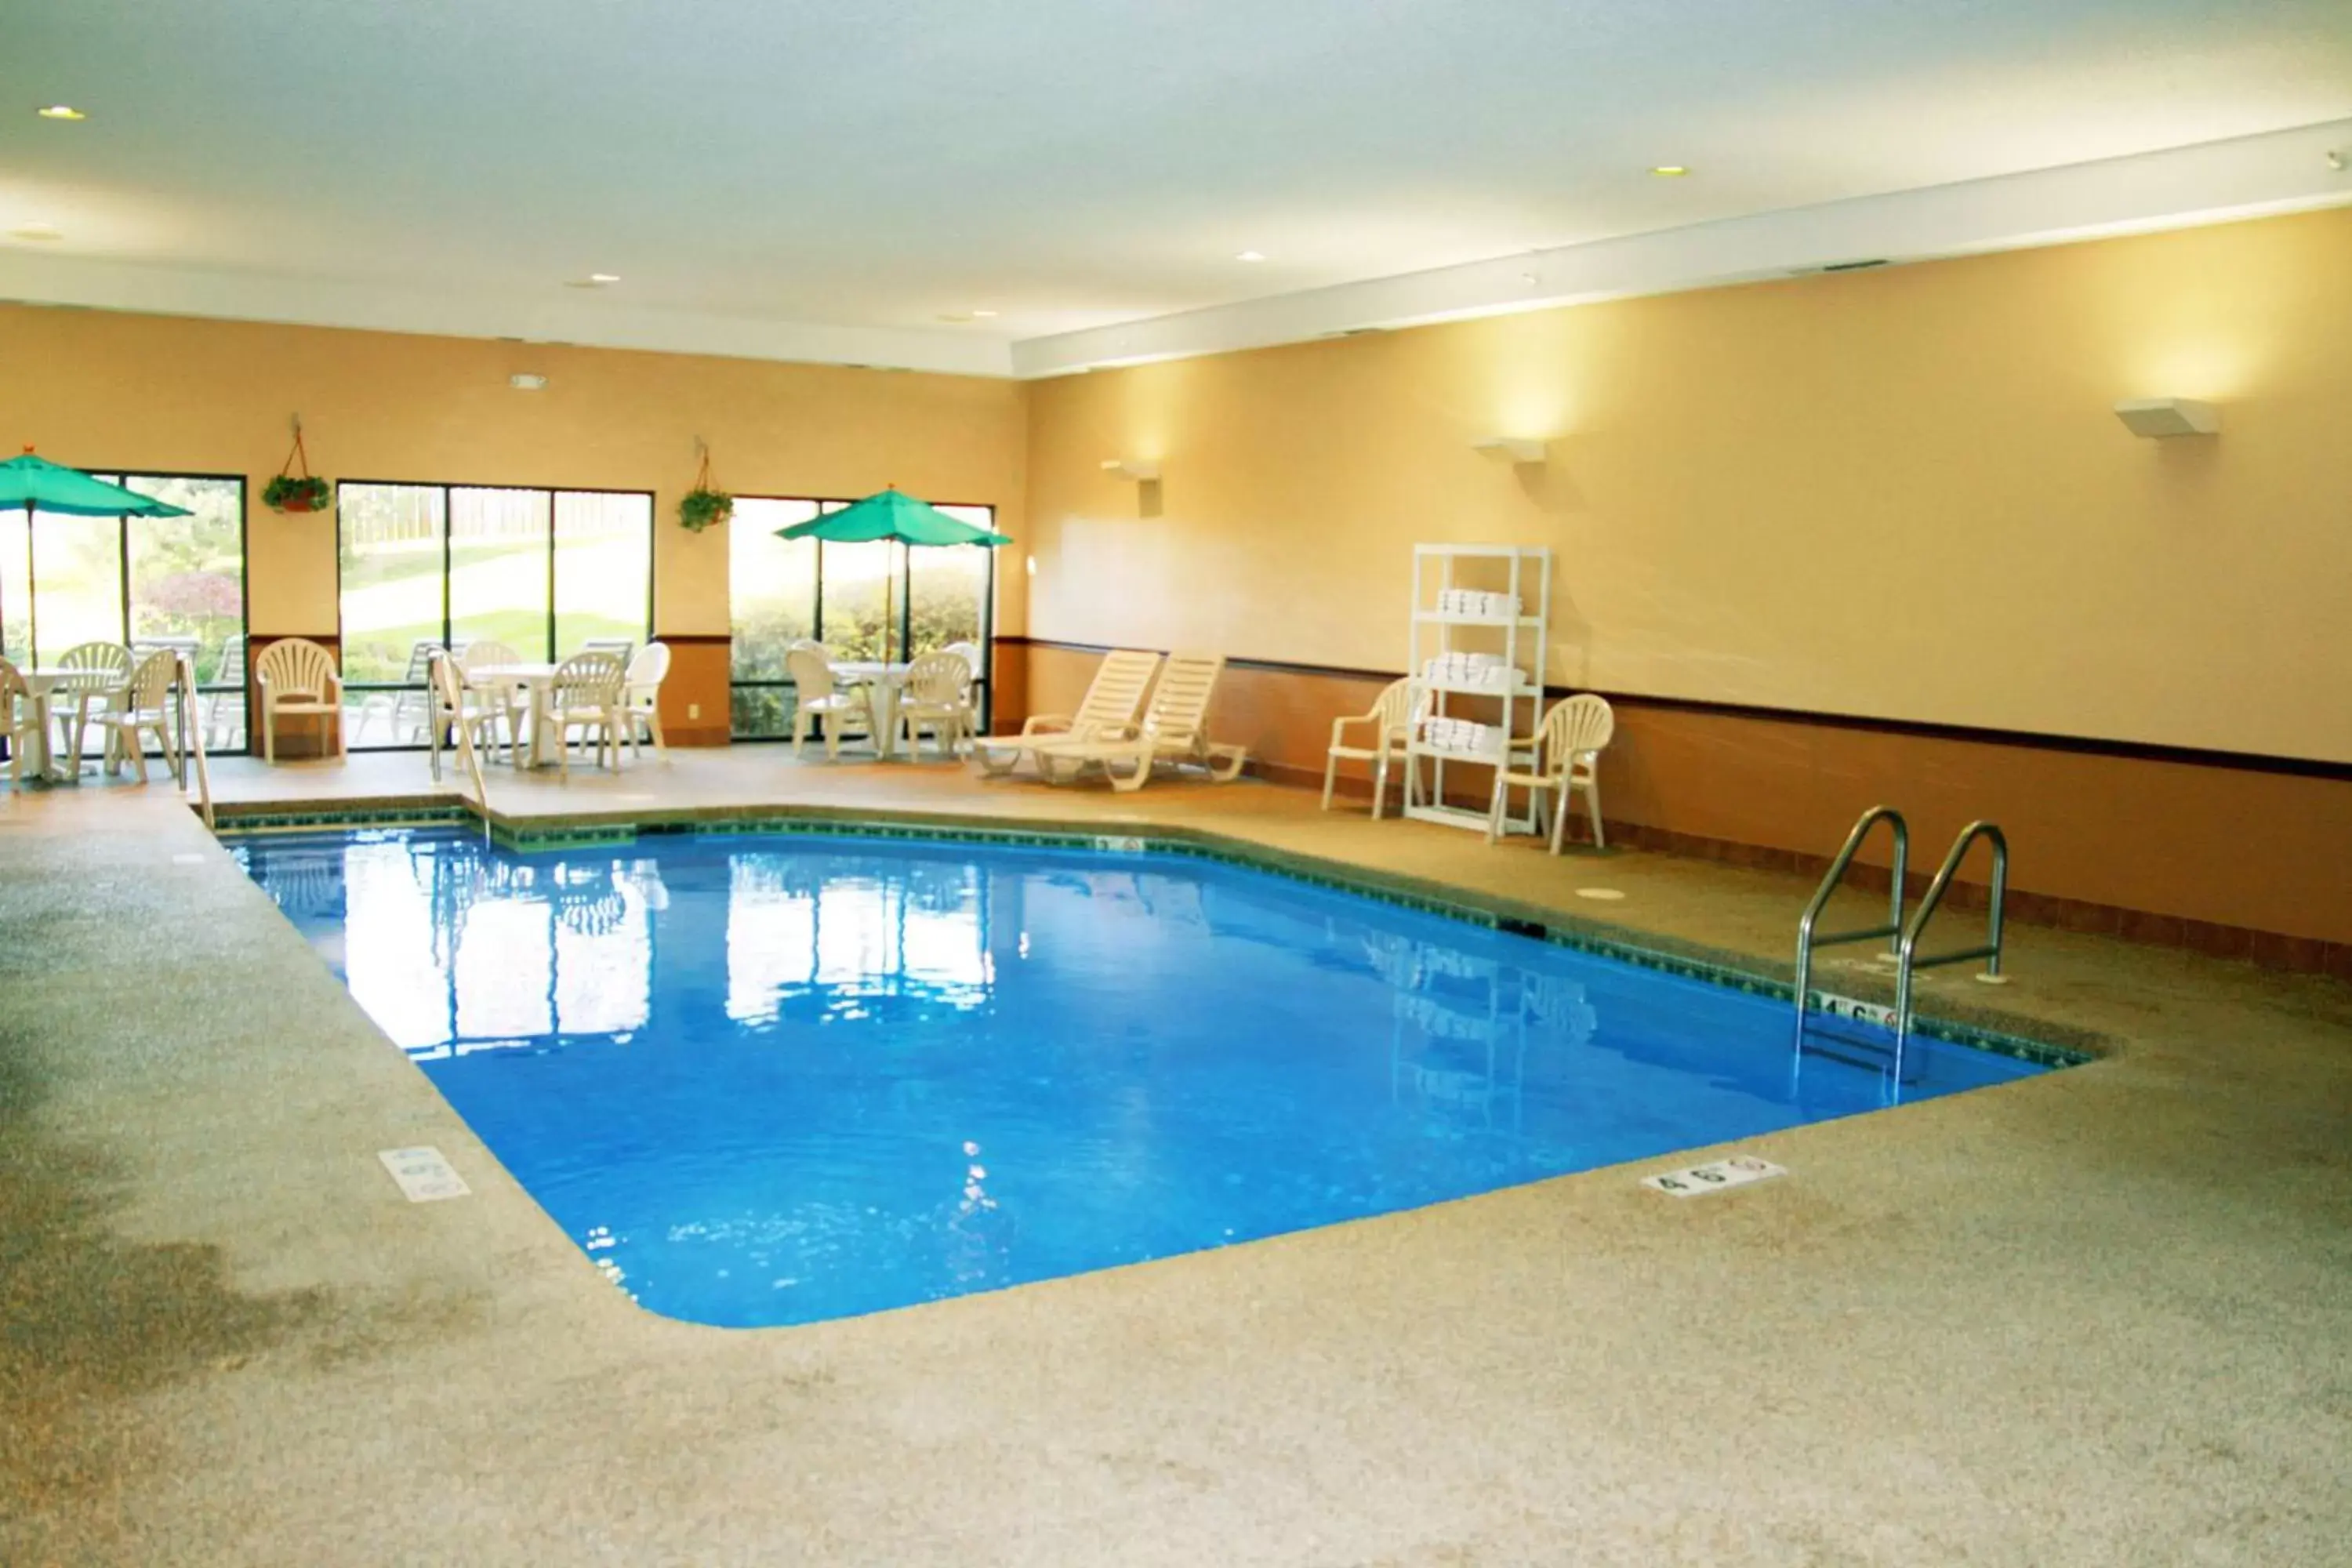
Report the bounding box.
[973,647,1161,776]
[1023,651,1248,792]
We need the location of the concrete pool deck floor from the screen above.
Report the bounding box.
[2,749,2347,1564]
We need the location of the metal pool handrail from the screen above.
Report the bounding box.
[427,651,494,846]
[174,651,213,830]
[1792,804,1908,1047]
[1893,820,2009,1069]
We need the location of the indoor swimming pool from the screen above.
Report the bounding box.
[237,826,2049,1327]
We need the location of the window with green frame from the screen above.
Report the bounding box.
[727,496,995,739]
[336,481,652,748]
[0,470,249,754]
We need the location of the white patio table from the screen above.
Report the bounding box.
[829,660,913,759]
[16,668,84,782]
[462,662,564,768]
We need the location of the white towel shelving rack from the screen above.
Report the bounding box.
[1402,542,1552,835]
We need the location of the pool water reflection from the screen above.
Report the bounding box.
[238,829,2043,1327]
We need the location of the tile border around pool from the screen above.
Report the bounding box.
[209,800,2100,1070]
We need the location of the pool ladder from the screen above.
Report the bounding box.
[1794,807,2010,1082]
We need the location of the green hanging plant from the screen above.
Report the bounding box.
[678,485,733,532]
[263,474,332,513]
[265,419,333,513]
[678,441,732,532]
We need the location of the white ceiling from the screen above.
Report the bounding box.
[3,0,2349,376]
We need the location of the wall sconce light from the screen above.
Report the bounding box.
[509,372,548,391]
[1471,435,1548,463]
[2114,397,2219,438]
[1101,457,1161,481]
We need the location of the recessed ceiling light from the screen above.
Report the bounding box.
[589,272,620,284]
[9,222,64,243]
[971,309,999,318]
[1650,165,1691,176]
[1235,250,1267,263]
[562,275,616,289]
[36,105,85,121]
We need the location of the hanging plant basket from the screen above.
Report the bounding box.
[677,443,732,532]
[265,420,332,514]
[678,486,733,532]
[264,474,332,513]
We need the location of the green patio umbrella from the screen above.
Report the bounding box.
[775,488,1012,665]
[0,448,192,665]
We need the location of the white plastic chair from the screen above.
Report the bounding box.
[92,648,183,784]
[620,641,670,760]
[1487,694,1614,852]
[895,650,975,760]
[49,641,132,767]
[545,651,626,776]
[1322,677,1431,818]
[942,641,982,680]
[458,640,527,763]
[1,659,43,787]
[786,645,875,759]
[253,637,347,763]
[430,649,518,772]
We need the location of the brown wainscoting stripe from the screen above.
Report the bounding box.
[1007,635,2352,974]
[1004,636,2352,782]
[993,635,1400,685]
[1594,818,2350,978]
[652,632,732,646]
[1252,780,2349,975]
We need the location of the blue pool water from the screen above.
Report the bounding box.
[238,828,2044,1327]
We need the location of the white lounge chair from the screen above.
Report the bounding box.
[253,637,346,762]
[199,636,248,752]
[972,648,1161,777]
[1322,676,1431,818]
[1025,652,1248,793]
[1486,694,1614,851]
[357,640,443,744]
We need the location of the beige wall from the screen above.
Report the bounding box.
[0,307,1029,638]
[1024,206,2352,765]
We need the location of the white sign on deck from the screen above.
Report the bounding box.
[378,1146,472,1203]
[1643,1155,1786,1198]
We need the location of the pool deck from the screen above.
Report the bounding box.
[4,748,2347,1565]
